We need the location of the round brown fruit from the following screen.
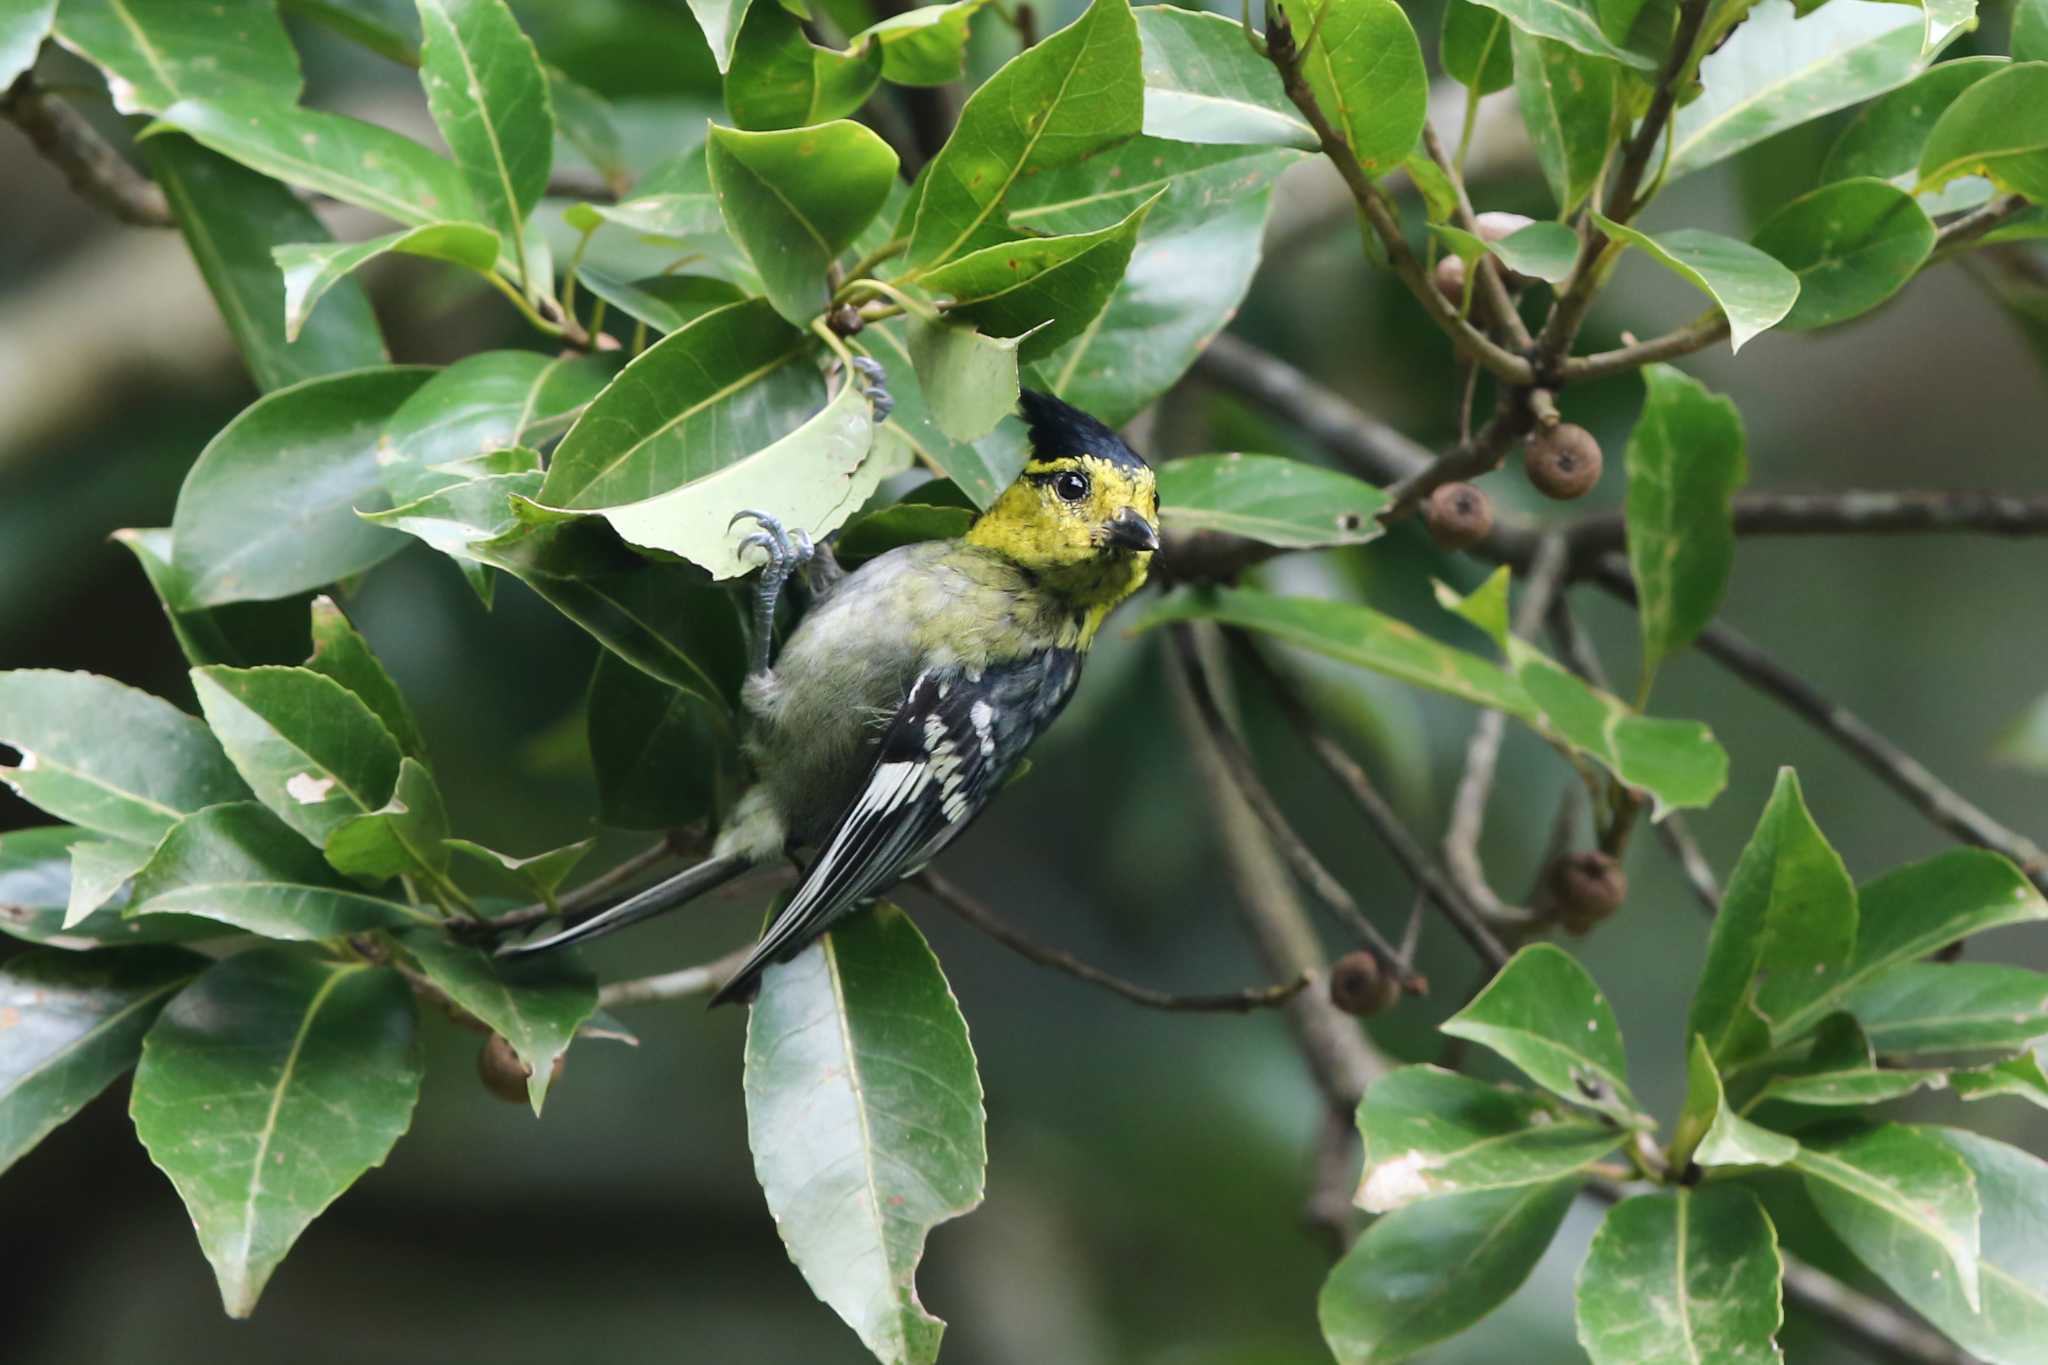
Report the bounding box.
[1525,423,1603,500]
[478,1033,565,1104]
[1425,481,1494,551]
[1434,253,1467,305]
[1547,851,1628,935]
[1330,951,1401,1017]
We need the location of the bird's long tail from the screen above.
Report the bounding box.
[497,853,753,957]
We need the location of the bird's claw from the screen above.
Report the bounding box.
[732,510,817,675]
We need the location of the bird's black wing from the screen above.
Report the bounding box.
[710,648,1082,1004]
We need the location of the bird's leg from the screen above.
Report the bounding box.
[731,509,814,675]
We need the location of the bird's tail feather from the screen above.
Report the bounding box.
[497,853,753,957]
[705,886,849,1007]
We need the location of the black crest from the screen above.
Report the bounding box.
[1018,389,1149,473]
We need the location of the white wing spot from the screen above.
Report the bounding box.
[11,749,34,772]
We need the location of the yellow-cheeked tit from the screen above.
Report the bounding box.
[505,390,1161,1005]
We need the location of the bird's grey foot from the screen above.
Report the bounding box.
[850,354,894,424]
[732,509,814,674]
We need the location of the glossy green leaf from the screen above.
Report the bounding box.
[861,321,1029,505]
[63,838,153,930]
[1798,1122,1982,1312]
[305,597,427,762]
[589,652,741,830]
[1462,0,1657,68]
[574,270,746,337]
[688,0,754,71]
[1321,1178,1580,1364]
[362,469,541,588]
[0,827,224,949]
[417,0,552,288]
[903,0,1141,269]
[380,349,611,503]
[0,0,57,90]
[150,98,469,228]
[1441,944,1648,1125]
[725,2,882,130]
[1841,962,2048,1055]
[835,503,977,564]
[1442,0,1514,94]
[0,671,248,844]
[592,149,723,240]
[131,949,422,1316]
[1594,214,1800,351]
[1354,1065,1622,1213]
[538,299,818,510]
[0,946,207,1175]
[1823,56,2007,182]
[281,0,422,63]
[1626,364,1746,684]
[1576,1187,1784,1365]
[1919,60,2048,199]
[1157,453,1388,548]
[170,366,435,606]
[1670,0,1935,180]
[398,929,595,1113]
[855,0,988,84]
[707,121,899,325]
[1756,1016,1948,1103]
[1134,4,1316,149]
[595,376,879,578]
[323,757,450,880]
[128,803,422,938]
[143,136,388,391]
[2018,0,2048,61]
[113,528,315,672]
[1898,1130,2048,1362]
[1488,220,1581,282]
[745,903,984,1365]
[1296,0,1428,175]
[546,66,625,192]
[1675,1035,1800,1169]
[53,0,299,114]
[443,838,594,904]
[1011,140,1299,425]
[922,194,1158,362]
[191,666,404,847]
[907,318,1028,443]
[274,223,498,343]
[1752,178,1934,329]
[1513,30,1617,215]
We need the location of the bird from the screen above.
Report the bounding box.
[503,388,1161,1006]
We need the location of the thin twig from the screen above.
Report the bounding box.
[1928,193,2032,262]
[3,73,173,226]
[1420,122,1533,353]
[1655,814,1722,916]
[916,872,1310,1013]
[1570,490,2048,561]
[597,946,752,1006]
[1306,1109,1363,1254]
[1378,388,1543,522]
[1777,1258,1980,1365]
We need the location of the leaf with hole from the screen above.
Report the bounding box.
[1157,454,1388,548]
[1440,944,1647,1126]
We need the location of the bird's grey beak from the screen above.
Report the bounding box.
[1104,506,1160,552]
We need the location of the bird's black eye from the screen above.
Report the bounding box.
[1053,471,1090,503]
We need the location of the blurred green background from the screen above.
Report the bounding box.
[4,2,2046,1361]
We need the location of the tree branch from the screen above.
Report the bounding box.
[2,72,173,227]
[1928,193,2033,262]
[916,872,1310,1013]
[1570,490,2048,560]
[1420,122,1534,353]
[597,946,752,1006]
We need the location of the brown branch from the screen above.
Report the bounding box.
[3,72,173,226]
[1419,122,1533,353]
[1563,314,1731,383]
[1571,490,2048,561]
[1378,388,1544,521]
[1929,193,2033,262]
[916,872,1310,1013]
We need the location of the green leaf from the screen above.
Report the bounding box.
[574,270,747,337]
[0,671,249,844]
[1755,1015,1949,1106]
[589,650,742,830]
[191,666,405,847]
[128,803,422,938]
[921,194,1159,362]
[855,0,988,84]
[443,838,594,902]
[836,503,977,564]
[593,375,880,578]
[281,0,422,64]
[380,349,612,503]
[1896,1130,2048,1362]
[1512,30,1618,216]
[305,597,427,762]
[861,320,1029,505]
[143,136,389,391]
[0,826,224,949]
[323,756,450,880]
[1354,1065,1622,1213]
[53,0,300,114]
[1798,1122,1983,1313]
[1441,943,1648,1125]
[546,66,626,192]
[725,2,882,131]
[0,0,57,90]
[688,0,755,72]
[1841,962,2048,1055]
[1138,584,1729,813]
[362,469,542,589]
[1487,220,1581,282]
[1752,178,1935,329]
[1675,1035,1800,1169]
[592,150,724,240]
[1443,0,1515,95]
[130,949,423,1316]
[64,837,154,930]
[274,223,499,343]
[745,903,984,1365]
[1296,0,1429,175]
[1625,364,1747,684]
[908,317,1029,443]
[1670,0,1936,181]
[1575,1187,1784,1365]
[0,946,208,1175]
[1013,140,1299,426]
[1134,4,1316,149]
[1157,453,1389,548]
[1919,60,2048,199]
[1688,769,1856,1066]
[1823,55,2008,182]
[538,299,819,510]
[113,527,315,671]
[903,0,1142,269]
[2019,0,2048,61]
[170,366,435,606]
[1593,214,1800,351]
[707,121,899,325]
[398,929,595,1113]
[150,98,470,228]
[1321,1179,1580,1364]
[1461,0,1658,68]
[417,0,552,289]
